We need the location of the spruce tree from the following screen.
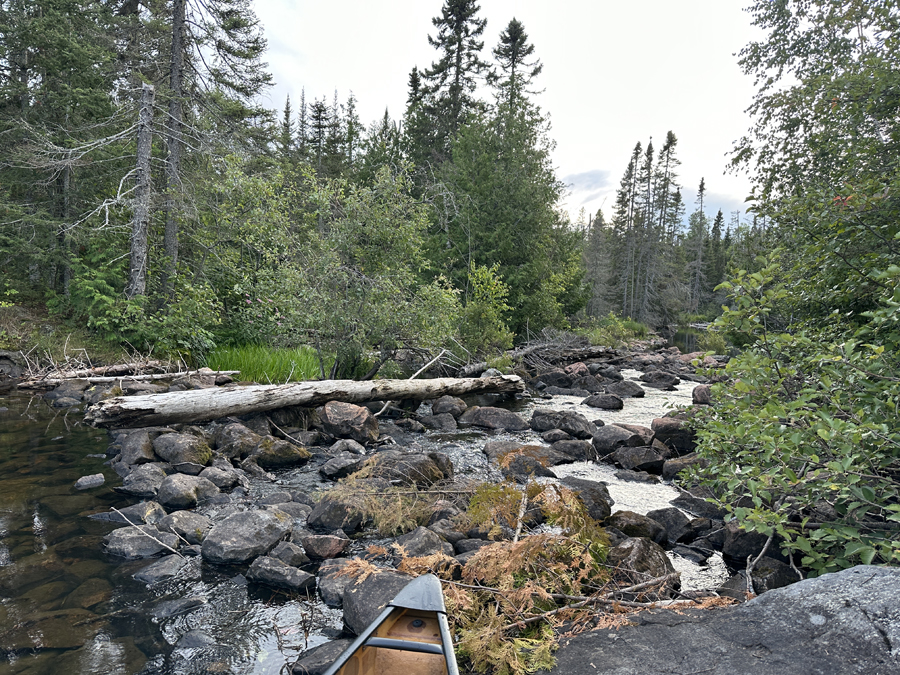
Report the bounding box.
[491,18,543,110]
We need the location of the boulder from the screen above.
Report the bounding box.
[419,412,458,431]
[532,370,573,389]
[550,439,596,462]
[317,558,355,608]
[213,422,261,460]
[651,417,696,455]
[342,571,416,636]
[133,555,188,584]
[201,510,293,564]
[116,463,167,498]
[156,474,220,510]
[559,477,614,521]
[298,531,351,560]
[157,510,212,545]
[199,465,244,490]
[112,429,157,465]
[543,386,591,397]
[250,436,311,469]
[605,380,645,398]
[570,375,606,392]
[104,525,179,560]
[542,566,900,675]
[307,497,364,533]
[319,452,367,481]
[541,429,572,443]
[662,453,708,481]
[645,507,692,544]
[458,406,529,431]
[669,490,727,520]
[582,394,624,410]
[529,408,596,439]
[611,446,666,474]
[606,537,677,594]
[428,519,467,545]
[639,370,681,390]
[431,395,468,418]
[565,362,590,377]
[363,449,453,487]
[722,521,788,566]
[270,541,310,567]
[321,401,379,444]
[152,433,212,467]
[393,526,446,559]
[88,501,167,526]
[591,425,645,455]
[590,363,623,381]
[330,439,366,455]
[247,556,315,592]
[605,511,668,545]
[692,384,713,405]
[291,639,355,675]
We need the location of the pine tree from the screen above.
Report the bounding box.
[687,178,708,313]
[491,18,543,111]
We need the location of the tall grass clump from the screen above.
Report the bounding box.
[574,312,649,347]
[205,344,327,383]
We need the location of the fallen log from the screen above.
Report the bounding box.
[19,370,241,389]
[84,375,525,429]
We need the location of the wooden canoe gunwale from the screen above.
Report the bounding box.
[321,574,459,675]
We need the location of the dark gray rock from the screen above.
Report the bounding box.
[44,379,89,401]
[321,401,379,444]
[157,510,212,545]
[550,439,596,461]
[104,525,179,560]
[419,413,458,431]
[532,370,573,389]
[247,556,315,591]
[270,541,310,567]
[175,629,216,648]
[645,507,692,544]
[541,429,572,443]
[201,510,293,564]
[428,519,466,545]
[156,474,220,510]
[651,417,696,455]
[363,448,453,487]
[592,425,645,455]
[88,501,167,526]
[50,396,81,408]
[692,384,713,405]
[317,558,355,608]
[113,430,157,465]
[540,566,900,675]
[559,477,614,521]
[271,502,313,520]
[605,380,645,398]
[606,511,668,545]
[454,538,493,554]
[606,537,676,592]
[116,463,167,498]
[543,386,591,397]
[342,571,416,635]
[319,451,367,480]
[615,469,660,483]
[427,500,461,525]
[329,439,366,455]
[611,446,665,474]
[722,521,788,566]
[458,406,529,431]
[501,450,557,483]
[670,544,711,565]
[670,490,727,519]
[570,375,606,392]
[307,497,364,533]
[133,555,188,584]
[529,409,596,439]
[393,526,445,558]
[582,393,624,410]
[639,370,681,390]
[199,465,244,490]
[431,395,468,418]
[662,453,708,480]
[291,639,354,675]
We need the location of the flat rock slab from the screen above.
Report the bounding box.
[539,565,900,675]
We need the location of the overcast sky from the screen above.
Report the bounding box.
[253,1,763,224]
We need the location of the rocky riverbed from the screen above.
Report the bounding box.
[2,344,862,674]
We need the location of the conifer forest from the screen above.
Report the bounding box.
[1,0,899,581]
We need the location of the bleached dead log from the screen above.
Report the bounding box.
[84,375,525,429]
[19,369,239,389]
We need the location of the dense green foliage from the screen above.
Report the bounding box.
[690,0,900,574]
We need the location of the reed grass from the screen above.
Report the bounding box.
[204,344,328,383]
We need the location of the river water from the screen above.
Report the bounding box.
[0,370,727,674]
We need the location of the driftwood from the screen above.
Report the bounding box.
[18,369,240,389]
[84,375,525,429]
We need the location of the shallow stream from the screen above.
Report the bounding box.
[0,369,727,674]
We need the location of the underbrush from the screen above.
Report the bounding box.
[204,344,328,383]
[573,312,649,347]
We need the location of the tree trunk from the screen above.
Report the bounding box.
[85,375,526,428]
[161,0,185,298]
[126,83,154,299]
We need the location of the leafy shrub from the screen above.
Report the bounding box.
[574,312,649,347]
[459,262,515,357]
